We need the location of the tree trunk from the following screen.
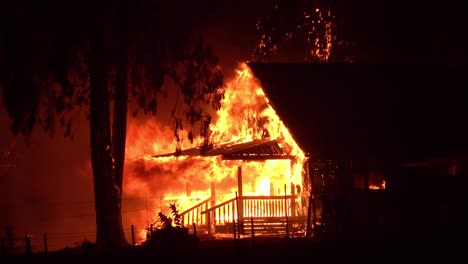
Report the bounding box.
[89,23,127,249]
[111,0,129,246]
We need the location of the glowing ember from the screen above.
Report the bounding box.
[307,8,334,62]
[123,63,307,241]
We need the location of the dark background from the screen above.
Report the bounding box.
[1,0,466,252]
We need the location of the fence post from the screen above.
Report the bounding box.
[25,234,31,256]
[131,225,135,246]
[250,216,255,247]
[43,233,48,255]
[193,223,197,239]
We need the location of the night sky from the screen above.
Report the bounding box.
[1,0,466,252]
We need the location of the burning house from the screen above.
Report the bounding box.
[125,61,467,243]
[124,63,309,241]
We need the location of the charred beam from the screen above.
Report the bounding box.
[222,154,296,160]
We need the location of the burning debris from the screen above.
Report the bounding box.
[123,63,308,242]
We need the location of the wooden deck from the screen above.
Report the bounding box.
[180,195,307,237]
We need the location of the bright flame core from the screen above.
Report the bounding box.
[124,63,306,241]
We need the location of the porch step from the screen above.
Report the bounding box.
[242,217,287,234]
[241,216,306,235]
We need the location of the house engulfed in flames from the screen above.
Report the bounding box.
[125,59,467,244]
[125,63,311,241]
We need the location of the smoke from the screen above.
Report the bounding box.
[0,107,96,252]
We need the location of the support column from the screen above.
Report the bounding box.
[209,181,216,234]
[237,166,244,223]
[291,182,296,217]
[289,158,296,217]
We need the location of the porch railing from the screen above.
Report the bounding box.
[179,195,302,235]
[179,197,212,230]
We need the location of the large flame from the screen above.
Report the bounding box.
[123,63,306,242]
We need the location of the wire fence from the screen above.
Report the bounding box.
[1,196,159,256]
[0,225,149,256]
[0,192,242,256]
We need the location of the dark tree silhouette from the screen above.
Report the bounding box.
[0,0,224,249]
[252,0,467,64]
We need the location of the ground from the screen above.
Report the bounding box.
[1,235,463,263]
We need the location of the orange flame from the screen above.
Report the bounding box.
[123,63,307,241]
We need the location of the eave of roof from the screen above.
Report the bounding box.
[152,138,296,161]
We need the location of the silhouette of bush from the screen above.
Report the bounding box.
[144,204,197,251]
[78,240,96,251]
[151,203,182,230]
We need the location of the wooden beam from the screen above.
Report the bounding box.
[223,154,295,160]
[237,166,244,223]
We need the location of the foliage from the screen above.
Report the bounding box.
[155,203,182,230]
[172,36,224,152]
[157,212,173,230]
[145,204,196,251]
[170,204,182,228]
[0,0,224,250]
[0,0,224,144]
[146,204,184,241]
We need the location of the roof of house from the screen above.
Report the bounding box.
[153,138,295,161]
[247,62,468,162]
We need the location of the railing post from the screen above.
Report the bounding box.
[235,191,241,239]
[207,210,211,235]
[232,198,236,240]
[25,234,31,256]
[306,193,313,237]
[237,167,244,230]
[210,181,216,234]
